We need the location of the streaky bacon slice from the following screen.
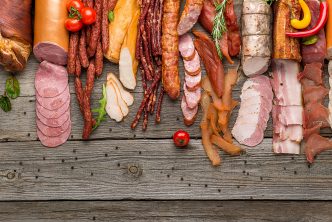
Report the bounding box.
[305,134,332,163]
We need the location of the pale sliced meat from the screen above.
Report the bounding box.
[274,105,303,125]
[36,108,70,128]
[36,97,70,119]
[242,56,270,77]
[184,84,201,109]
[273,135,300,154]
[181,95,198,126]
[179,34,195,59]
[107,73,134,106]
[36,118,71,137]
[105,83,124,122]
[242,0,271,14]
[36,85,69,111]
[37,123,71,148]
[271,59,302,106]
[184,51,201,74]
[242,14,270,36]
[242,35,272,57]
[185,72,201,90]
[109,80,129,117]
[35,61,68,98]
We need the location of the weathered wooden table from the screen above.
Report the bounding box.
[1,1,332,221]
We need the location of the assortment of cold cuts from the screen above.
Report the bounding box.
[2,0,332,166]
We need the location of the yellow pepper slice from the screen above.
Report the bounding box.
[291,0,311,30]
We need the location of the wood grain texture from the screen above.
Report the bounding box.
[0,139,332,201]
[0,200,331,221]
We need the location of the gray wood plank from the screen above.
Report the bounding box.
[0,200,331,222]
[1,139,332,201]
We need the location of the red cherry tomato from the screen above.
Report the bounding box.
[65,18,83,32]
[173,130,190,147]
[81,7,97,25]
[66,0,84,13]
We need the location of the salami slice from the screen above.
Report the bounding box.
[36,118,71,137]
[185,72,201,91]
[36,85,70,110]
[35,61,68,98]
[184,84,201,109]
[179,34,195,60]
[181,95,198,126]
[37,123,71,148]
[36,108,70,128]
[184,51,201,74]
[36,97,70,120]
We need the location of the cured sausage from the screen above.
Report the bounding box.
[0,0,32,72]
[33,0,69,65]
[177,0,204,36]
[162,0,181,100]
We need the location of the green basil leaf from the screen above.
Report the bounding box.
[0,95,11,112]
[108,11,114,22]
[302,35,318,45]
[5,76,20,99]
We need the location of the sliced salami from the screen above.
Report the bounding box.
[36,96,70,119]
[37,123,71,148]
[181,96,198,126]
[36,85,70,110]
[184,84,201,109]
[35,61,68,98]
[36,108,70,128]
[36,118,71,137]
[184,51,201,74]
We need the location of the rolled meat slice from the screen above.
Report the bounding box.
[0,0,32,72]
[35,61,69,98]
[33,0,69,65]
[37,123,71,148]
[36,86,70,111]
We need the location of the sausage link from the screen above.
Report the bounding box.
[68,32,79,74]
[95,41,104,77]
[79,29,89,68]
[87,0,102,57]
[75,55,82,77]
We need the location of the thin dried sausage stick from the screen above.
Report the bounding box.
[68,32,79,74]
[87,0,102,57]
[95,41,104,77]
[79,29,89,68]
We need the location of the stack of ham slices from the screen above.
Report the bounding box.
[179,34,202,126]
[35,61,71,148]
[271,60,303,154]
[232,76,273,146]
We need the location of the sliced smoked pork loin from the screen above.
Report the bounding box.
[232,75,273,146]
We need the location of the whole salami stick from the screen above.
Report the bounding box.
[87,0,102,57]
[101,0,109,54]
[68,32,79,74]
[95,41,104,77]
[79,29,89,68]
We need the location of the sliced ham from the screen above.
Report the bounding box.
[37,123,71,148]
[179,34,195,60]
[36,118,71,137]
[181,95,198,126]
[232,76,273,146]
[35,86,69,111]
[36,96,70,119]
[36,108,70,128]
[35,61,68,98]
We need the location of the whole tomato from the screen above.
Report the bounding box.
[66,0,84,13]
[65,18,83,32]
[173,130,190,147]
[81,7,97,25]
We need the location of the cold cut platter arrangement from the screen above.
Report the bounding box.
[1,0,332,167]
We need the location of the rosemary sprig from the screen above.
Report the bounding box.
[265,0,276,5]
[212,0,228,59]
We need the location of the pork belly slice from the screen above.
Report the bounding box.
[271,59,302,106]
[273,134,300,154]
[232,76,273,146]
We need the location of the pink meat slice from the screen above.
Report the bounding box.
[34,42,68,66]
[36,117,71,137]
[35,61,68,98]
[37,123,71,148]
[273,134,300,154]
[36,108,70,128]
[179,34,195,58]
[274,105,303,125]
[36,97,70,119]
[185,72,201,90]
[184,84,201,109]
[181,95,198,125]
[36,85,70,111]
[184,51,201,74]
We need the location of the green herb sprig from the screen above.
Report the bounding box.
[92,84,107,130]
[212,0,228,59]
[0,75,20,112]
